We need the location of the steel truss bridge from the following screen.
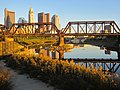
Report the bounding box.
[0,21,120,36]
[0,21,120,73]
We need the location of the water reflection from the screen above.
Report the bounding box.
[0,42,120,75]
[18,44,118,60]
[64,44,117,59]
[23,44,119,76]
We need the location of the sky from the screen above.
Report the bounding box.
[0,0,120,28]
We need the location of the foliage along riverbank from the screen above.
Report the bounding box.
[0,61,12,90]
[4,54,120,90]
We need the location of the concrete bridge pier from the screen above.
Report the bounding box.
[1,37,14,56]
[118,51,120,60]
[59,50,64,60]
[59,35,64,46]
[118,36,120,60]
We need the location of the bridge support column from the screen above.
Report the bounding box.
[59,50,64,60]
[118,51,120,60]
[4,37,14,55]
[118,36,120,60]
[59,35,64,46]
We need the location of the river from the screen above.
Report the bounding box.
[27,44,120,77]
[0,42,120,77]
[64,44,118,59]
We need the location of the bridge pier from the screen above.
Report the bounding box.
[118,36,120,60]
[59,50,64,60]
[118,51,120,60]
[1,37,14,56]
[59,35,64,46]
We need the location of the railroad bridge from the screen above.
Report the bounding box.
[0,21,120,72]
[0,20,120,54]
[0,21,120,35]
[0,21,120,54]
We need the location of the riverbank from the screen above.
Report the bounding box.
[0,60,54,90]
[85,37,118,51]
[4,55,120,90]
[16,37,58,46]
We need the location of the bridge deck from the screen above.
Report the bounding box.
[0,33,120,37]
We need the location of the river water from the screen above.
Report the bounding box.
[0,42,120,76]
[64,44,118,59]
[31,44,120,77]
[24,44,118,60]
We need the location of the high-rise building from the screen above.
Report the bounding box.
[28,7,35,33]
[38,12,45,23]
[37,12,50,33]
[45,13,50,23]
[28,7,34,23]
[51,15,60,30]
[38,12,50,23]
[4,8,15,28]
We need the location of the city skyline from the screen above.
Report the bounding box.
[0,0,120,28]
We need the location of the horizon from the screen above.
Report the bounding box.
[0,0,120,28]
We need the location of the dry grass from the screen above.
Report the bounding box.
[0,64,12,90]
[5,54,120,90]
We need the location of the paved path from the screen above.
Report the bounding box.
[0,60,54,90]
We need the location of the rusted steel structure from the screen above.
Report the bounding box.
[0,21,120,72]
[0,24,7,35]
[6,22,60,35]
[0,21,120,36]
[62,21,120,34]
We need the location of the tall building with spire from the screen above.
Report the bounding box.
[28,7,34,23]
[28,7,35,33]
[51,15,60,30]
[4,8,15,28]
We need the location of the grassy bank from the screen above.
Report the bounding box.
[4,54,120,90]
[16,37,58,46]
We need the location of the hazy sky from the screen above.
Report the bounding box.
[0,0,120,28]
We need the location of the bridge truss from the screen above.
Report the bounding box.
[62,21,120,36]
[0,24,7,35]
[0,21,120,36]
[2,22,60,35]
